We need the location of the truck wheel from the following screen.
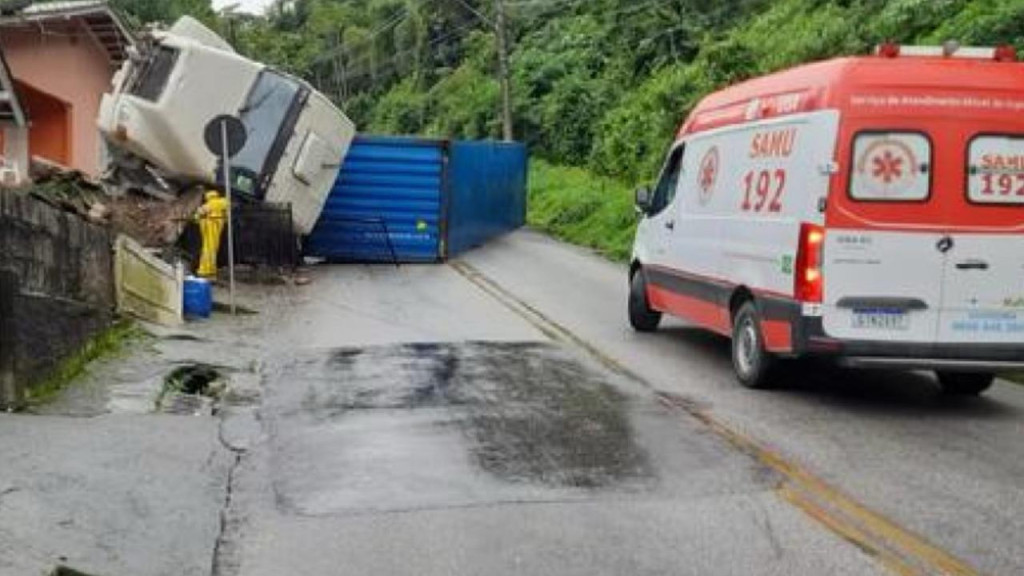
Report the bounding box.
[936,372,994,396]
[629,270,662,332]
[732,301,776,389]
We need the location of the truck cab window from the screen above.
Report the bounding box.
[651,146,685,214]
[129,46,179,102]
[231,70,302,196]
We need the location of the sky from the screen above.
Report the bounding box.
[212,0,275,14]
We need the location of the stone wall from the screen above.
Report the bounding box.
[0,192,114,406]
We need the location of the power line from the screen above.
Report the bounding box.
[367,7,410,39]
[339,19,483,81]
[313,6,411,65]
[451,0,495,28]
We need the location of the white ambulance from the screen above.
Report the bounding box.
[629,44,1024,395]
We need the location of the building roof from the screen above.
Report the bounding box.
[23,0,107,14]
[0,0,134,67]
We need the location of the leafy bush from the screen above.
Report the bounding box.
[368,78,430,135]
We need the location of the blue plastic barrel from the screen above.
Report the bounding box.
[183,277,213,319]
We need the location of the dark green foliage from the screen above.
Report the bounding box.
[157,0,1023,183]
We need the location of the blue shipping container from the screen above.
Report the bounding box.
[305,135,527,263]
[305,136,445,263]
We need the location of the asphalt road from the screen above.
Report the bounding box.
[8,229,1020,575]
[458,230,1024,576]
[216,253,885,575]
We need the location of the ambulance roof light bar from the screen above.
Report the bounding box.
[875,42,1018,62]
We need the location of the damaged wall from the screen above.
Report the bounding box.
[0,192,114,406]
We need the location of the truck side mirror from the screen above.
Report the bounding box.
[635,186,653,214]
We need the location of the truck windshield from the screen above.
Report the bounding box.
[129,46,178,102]
[231,70,302,195]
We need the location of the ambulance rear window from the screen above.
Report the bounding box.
[850,132,932,202]
[967,135,1024,205]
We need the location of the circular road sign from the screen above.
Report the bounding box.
[203,115,247,158]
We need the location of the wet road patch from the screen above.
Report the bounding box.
[266,342,657,515]
[451,342,648,487]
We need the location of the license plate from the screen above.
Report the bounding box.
[852,309,910,331]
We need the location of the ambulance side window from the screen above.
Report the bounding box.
[967,135,1024,205]
[651,145,685,214]
[849,132,932,202]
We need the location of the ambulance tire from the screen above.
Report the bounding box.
[936,372,994,396]
[732,301,777,390]
[629,270,662,332]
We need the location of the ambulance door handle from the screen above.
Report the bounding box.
[665,220,675,231]
[955,259,989,271]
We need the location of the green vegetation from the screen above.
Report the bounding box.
[528,161,635,262]
[112,0,1024,257]
[1004,373,1024,386]
[26,321,141,406]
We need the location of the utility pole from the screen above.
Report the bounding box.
[494,0,514,141]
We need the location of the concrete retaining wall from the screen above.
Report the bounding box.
[0,192,114,407]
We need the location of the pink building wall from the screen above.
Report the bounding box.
[0,21,115,176]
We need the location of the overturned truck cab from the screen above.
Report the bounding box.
[98,17,356,235]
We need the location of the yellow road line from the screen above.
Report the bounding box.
[450,260,979,576]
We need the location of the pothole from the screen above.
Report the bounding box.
[158,364,228,415]
[166,364,223,395]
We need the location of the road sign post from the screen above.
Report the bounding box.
[203,115,247,316]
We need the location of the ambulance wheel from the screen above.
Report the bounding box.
[936,372,994,396]
[732,301,776,389]
[629,270,662,332]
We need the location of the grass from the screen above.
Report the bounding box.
[527,159,638,262]
[26,320,141,407]
[1003,373,1024,386]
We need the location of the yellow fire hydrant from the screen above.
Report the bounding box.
[196,190,229,279]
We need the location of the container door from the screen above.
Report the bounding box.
[446,141,528,257]
[936,134,1024,344]
[823,131,944,343]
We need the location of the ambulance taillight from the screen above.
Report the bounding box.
[994,45,1018,62]
[795,223,825,303]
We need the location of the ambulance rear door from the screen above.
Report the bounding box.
[822,130,945,344]
[937,133,1024,345]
